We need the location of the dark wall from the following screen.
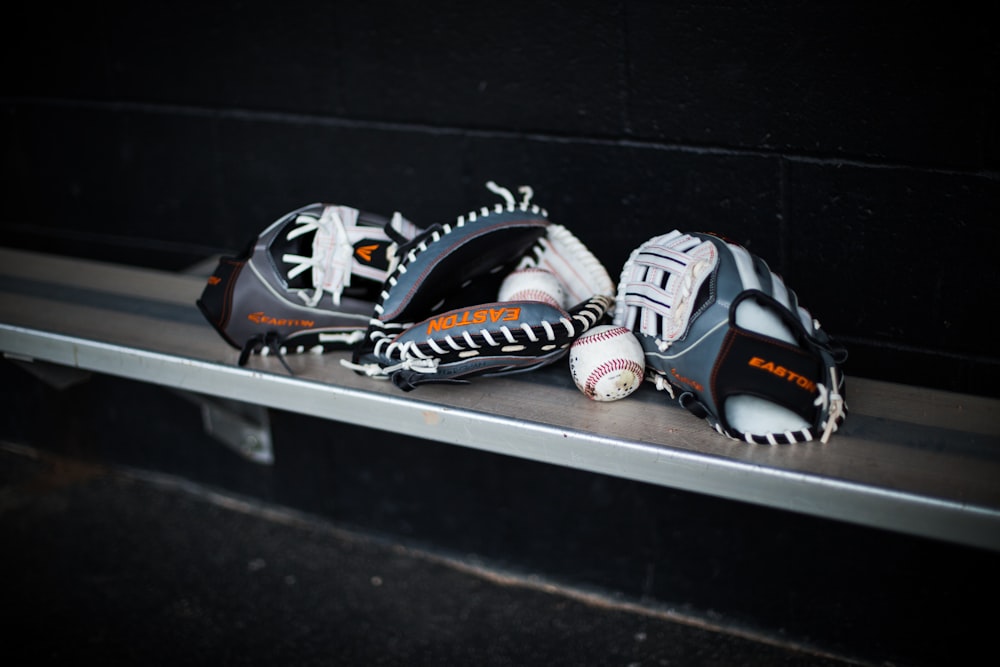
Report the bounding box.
[2,1,998,396]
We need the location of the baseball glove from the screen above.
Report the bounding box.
[614,230,847,444]
[197,202,422,369]
[344,181,615,390]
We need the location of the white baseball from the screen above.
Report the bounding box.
[569,325,646,402]
[497,268,567,309]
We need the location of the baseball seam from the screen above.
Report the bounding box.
[508,289,561,306]
[575,326,632,346]
[585,358,644,397]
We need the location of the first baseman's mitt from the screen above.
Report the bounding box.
[614,230,847,444]
[197,202,422,368]
[345,182,615,390]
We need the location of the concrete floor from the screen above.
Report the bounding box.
[1,442,858,667]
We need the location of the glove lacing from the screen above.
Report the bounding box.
[341,317,581,379]
[238,331,294,374]
[817,366,846,444]
[650,373,677,399]
[486,180,534,209]
[345,294,609,381]
[282,206,409,307]
[341,356,441,379]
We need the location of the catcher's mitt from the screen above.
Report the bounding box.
[197,202,422,368]
[344,181,615,390]
[614,230,847,444]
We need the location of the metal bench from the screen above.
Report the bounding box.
[2,245,998,552]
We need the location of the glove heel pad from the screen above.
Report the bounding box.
[713,328,822,436]
[197,253,249,349]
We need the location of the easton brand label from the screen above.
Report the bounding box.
[670,367,704,392]
[748,356,816,393]
[354,243,380,262]
[247,311,315,328]
[426,307,522,334]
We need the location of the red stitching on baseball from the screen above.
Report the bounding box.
[509,289,560,307]
[585,358,644,397]
[575,326,632,346]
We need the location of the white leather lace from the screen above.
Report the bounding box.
[816,367,846,444]
[282,206,410,307]
[343,296,608,380]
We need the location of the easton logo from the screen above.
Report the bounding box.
[247,311,315,328]
[207,275,221,286]
[355,244,380,262]
[670,368,703,392]
[427,307,521,334]
[748,356,816,393]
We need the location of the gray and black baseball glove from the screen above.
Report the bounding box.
[345,182,616,390]
[197,202,422,368]
[614,230,847,444]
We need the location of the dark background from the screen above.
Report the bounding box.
[2,3,999,665]
[2,1,997,396]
